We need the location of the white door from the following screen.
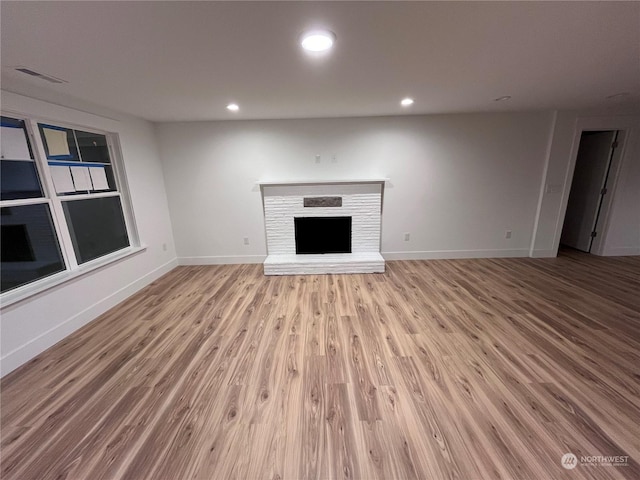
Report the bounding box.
[561,131,617,252]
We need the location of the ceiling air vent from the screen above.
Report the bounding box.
[14,67,67,84]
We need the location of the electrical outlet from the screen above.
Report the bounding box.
[244,237,250,245]
[404,232,410,241]
[315,154,321,163]
[505,230,512,239]
[162,243,167,251]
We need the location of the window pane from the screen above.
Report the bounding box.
[1,204,66,293]
[75,130,111,164]
[63,196,129,264]
[38,124,80,161]
[1,160,43,200]
[1,116,33,160]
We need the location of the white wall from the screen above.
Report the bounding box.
[0,91,178,376]
[156,112,554,263]
[531,111,640,257]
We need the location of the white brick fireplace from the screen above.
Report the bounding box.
[259,180,386,275]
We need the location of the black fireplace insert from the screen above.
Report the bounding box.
[294,216,352,254]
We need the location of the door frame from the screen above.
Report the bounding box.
[555,116,633,256]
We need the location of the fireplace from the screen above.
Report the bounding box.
[295,216,352,254]
[259,180,385,275]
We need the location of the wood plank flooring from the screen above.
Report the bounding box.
[1,250,639,480]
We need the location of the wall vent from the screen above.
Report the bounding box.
[14,67,67,84]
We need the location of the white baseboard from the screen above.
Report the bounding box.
[382,248,529,261]
[181,250,531,265]
[530,249,557,258]
[0,258,178,377]
[178,255,266,265]
[600,246,640,257]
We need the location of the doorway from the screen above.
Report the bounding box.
[560,130,620,253]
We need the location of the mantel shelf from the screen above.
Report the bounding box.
[257,178,389,186]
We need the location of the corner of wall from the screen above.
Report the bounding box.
[529,110,558,257]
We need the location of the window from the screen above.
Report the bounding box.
[1,204,65,292]
[63,196,129,264]
[0,114,136,296]
[39,122,128,266]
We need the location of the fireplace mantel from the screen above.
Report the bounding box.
[257,178,388,186]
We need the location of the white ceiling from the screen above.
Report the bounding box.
[1,1,639,122]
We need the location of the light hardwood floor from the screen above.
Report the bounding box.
[1,250,639,480]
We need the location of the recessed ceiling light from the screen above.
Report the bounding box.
[226,103,239,112]
[401,98,414,107]
[300,30,336,52]
[494,96,512,102]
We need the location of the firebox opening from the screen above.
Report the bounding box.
[294,216,352,254]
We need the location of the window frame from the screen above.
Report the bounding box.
[1,110,142,306]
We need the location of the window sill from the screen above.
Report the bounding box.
[0,245,147,309]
